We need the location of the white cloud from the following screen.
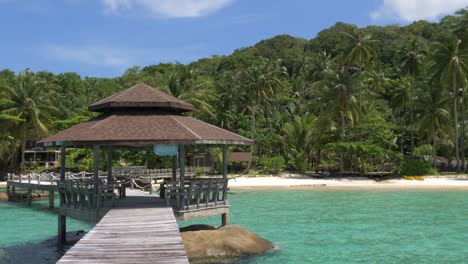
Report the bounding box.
[371,0,468,22]
[102,0,234,18]
[46,45,134,67]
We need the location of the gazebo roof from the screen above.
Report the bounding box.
[89,83,194,113]
[40,83,252,146]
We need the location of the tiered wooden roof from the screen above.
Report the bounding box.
[41,83,252,146]
[89,83,194,112]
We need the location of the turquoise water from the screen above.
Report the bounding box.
[0,199,93,248]
[1,190,468,263]
[181,190,468,264]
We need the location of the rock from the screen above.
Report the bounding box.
[181,225,274,262]
[0,192,8,201]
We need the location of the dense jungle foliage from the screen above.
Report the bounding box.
[1,8,467,177]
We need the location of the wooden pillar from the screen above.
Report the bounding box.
[93,145,100,206]
[179,145,186,210]
[6,182,10,200]
[222,145,228,179]
[107,145,113,183]
[221,144,229,226]
[172,155,177,181]
[58,215,66,246]
[49,190,54,208]
[27,188,32,206]
[60,145,66,181]
[58,144,66,245]
[10,186,16,201]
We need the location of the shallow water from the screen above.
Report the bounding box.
[1,190,468,263]
[181,189,468,264]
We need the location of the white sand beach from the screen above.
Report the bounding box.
[228,175,468,190]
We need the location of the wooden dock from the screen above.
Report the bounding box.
[57,190,189,264]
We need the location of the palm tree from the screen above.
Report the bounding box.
[164,64,216,117]
[343,28,376,112]
[213,71,244,130]
[415,86,452,168]
[2,70,55,171]
[241,60,284,171]
[280,115,316,173]
[429,33,468,172]
[389,78,411,155]
[321,66,360,173]
[400,38,427,157]
[363,63,391,102]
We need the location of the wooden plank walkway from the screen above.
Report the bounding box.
[57,190,189,264]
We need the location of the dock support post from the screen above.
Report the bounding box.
[49,190,55,208]
[179,145,186,210]
[6,182,10,201]
[27,188,32,206]
[58,214,66,246]
[58,144,67,246]
[221,212,230,226]
[10,186,16,201]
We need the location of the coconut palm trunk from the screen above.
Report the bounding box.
[452,73,460,172]
[410,76,415,158]
[433,133,437,169]
[461,88,466,172]
[20,137,26,173]
[245,107,256,173]
[339,111,345,175]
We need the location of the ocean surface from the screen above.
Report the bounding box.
[1,189,468,263]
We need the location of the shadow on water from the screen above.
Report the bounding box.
[0,231,86,264]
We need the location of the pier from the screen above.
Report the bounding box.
[57,190,189,264]
[6,83,252,263]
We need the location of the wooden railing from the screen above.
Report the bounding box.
[111,166,196,179]
[57,179,116,210]
[7,172,107,185]
[163,178,228,211]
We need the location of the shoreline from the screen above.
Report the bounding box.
[228,175,468,190]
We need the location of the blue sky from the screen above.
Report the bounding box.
[0,0,466,77]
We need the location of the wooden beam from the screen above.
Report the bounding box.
[179,145,185,210]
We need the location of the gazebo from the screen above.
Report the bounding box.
[40,83,252,243]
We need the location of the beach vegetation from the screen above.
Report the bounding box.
[399,159,439,176]
[259,156,286,175]
[1,8,468,178]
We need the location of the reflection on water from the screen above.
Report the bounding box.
[0,231,85,264]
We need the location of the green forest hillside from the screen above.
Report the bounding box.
[1,8,467,177]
